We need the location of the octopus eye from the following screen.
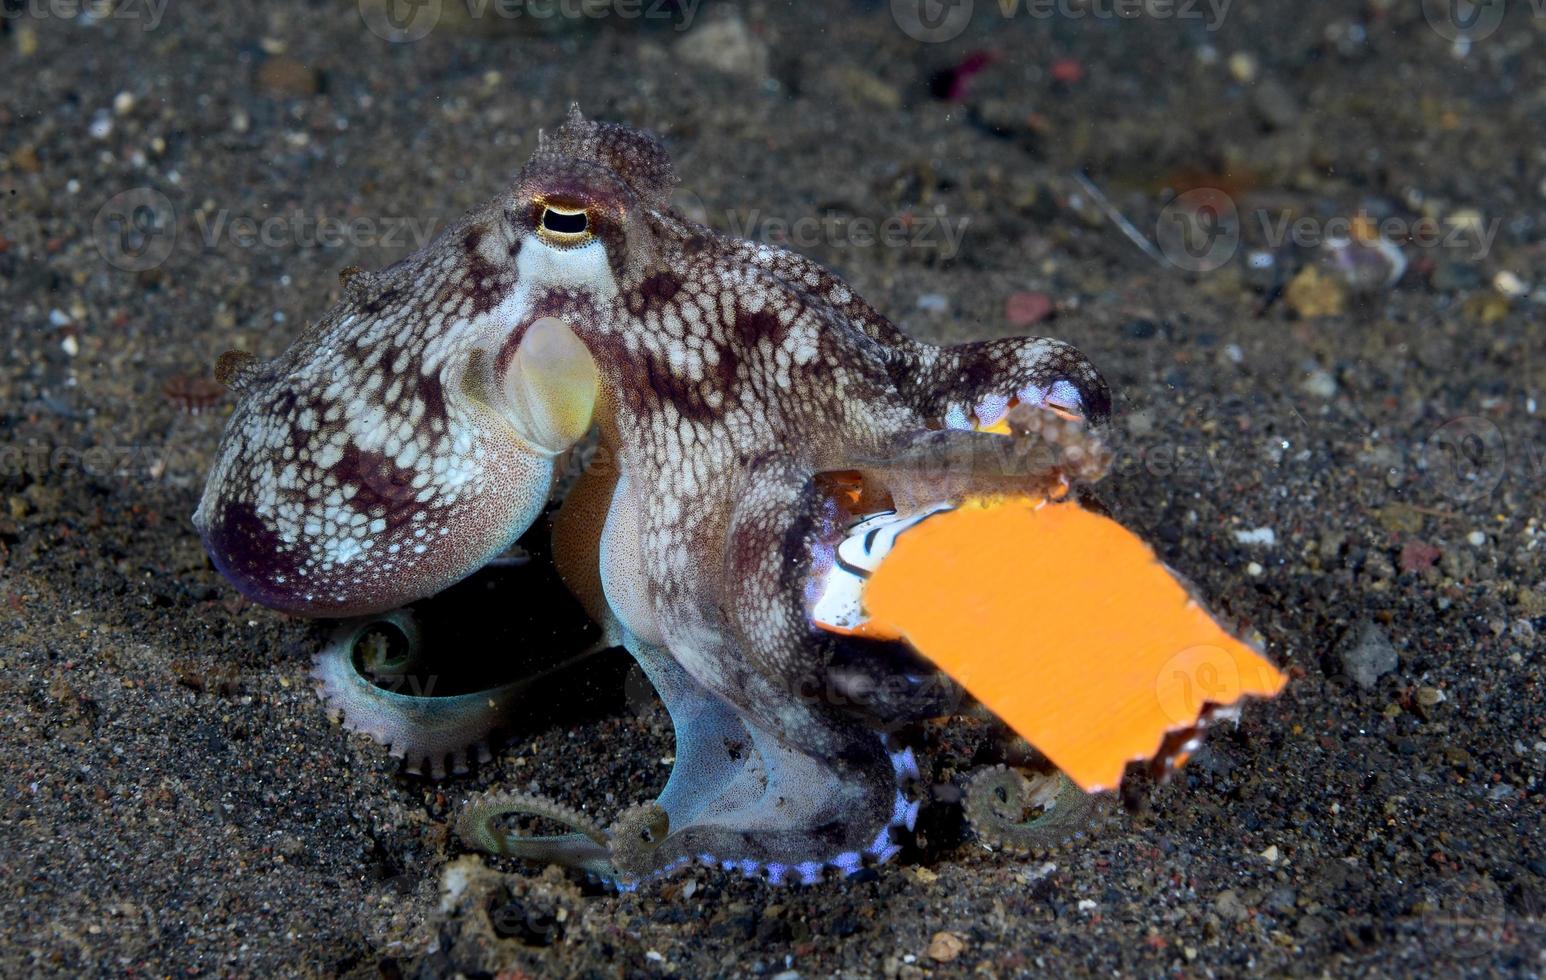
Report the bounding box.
[538,205,591,245]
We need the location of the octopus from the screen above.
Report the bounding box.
[194,108,1115,888]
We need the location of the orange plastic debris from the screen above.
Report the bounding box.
[863,497,1286,792]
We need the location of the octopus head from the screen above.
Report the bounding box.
[192,108,675,617]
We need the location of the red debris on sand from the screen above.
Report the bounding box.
[1399,540,1441,573]
[936,50,1000,102]
[162,373,226,415]
[1050,57,1085,85]
[1006,291,1054,326]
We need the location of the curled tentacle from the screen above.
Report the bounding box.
[608,803,670,879]
[1005,402,1113,484]
[312,610,531,779]
[456,790,614,876]
[964,764,1097,854]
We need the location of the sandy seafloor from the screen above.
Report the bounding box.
[3,0,1545,975]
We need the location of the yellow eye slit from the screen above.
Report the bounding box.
[537,203,591,245]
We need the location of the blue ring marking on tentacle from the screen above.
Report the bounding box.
[621,836,897,891]
[1049,378,1082,411]
[974,392,1011,426]
[866,825,893,857]
[607,733,921,890]
[832,851,863,876]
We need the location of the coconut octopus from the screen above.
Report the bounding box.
[194,108,1115,889]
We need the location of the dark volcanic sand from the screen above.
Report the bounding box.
[3,1,1544,975]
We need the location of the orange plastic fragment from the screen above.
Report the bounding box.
[863,497,1286,792]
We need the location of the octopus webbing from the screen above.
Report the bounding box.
[194,108,1114,888]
